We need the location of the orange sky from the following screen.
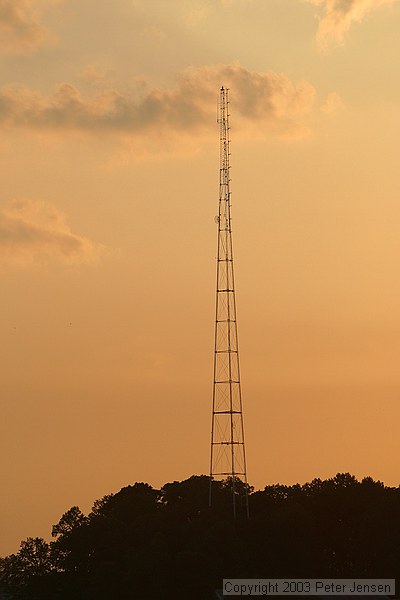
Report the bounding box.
[1,0,400,556]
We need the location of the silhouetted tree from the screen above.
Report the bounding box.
[1,473,400,599]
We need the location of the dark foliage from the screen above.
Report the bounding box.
[1,473,399,599]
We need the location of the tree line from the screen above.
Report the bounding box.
[1,473,399,599]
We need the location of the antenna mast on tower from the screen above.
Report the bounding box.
[209,87,249,518]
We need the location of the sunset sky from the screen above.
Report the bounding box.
[1,0,400,556]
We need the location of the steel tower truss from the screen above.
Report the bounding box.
[209,87,249,518]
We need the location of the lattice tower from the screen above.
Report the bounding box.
[209,86,249,518]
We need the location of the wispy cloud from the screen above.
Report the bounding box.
[0,63,316,140]
[307,0,397,48]
[0,0,56,54]
[0,199,103,266]
[320,91,345,113]
[181,0,254,25]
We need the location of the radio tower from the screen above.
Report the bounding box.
[209,87,249,518]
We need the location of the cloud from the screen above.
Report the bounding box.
[0,199,103,266]
[320,91,345,113]
[0,0,55,54]
[182,0,254,26]
[306,0,397,47]
[183,3,211,26]
[0,63,316,140]
[80,65,116,87]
